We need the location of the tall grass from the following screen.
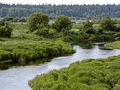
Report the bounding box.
[0,39,74,67]
[29,56,120,90]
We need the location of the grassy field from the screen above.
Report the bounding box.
[29,55,120,90]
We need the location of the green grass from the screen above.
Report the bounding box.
[105,41,120,49]
[29,55,120,90]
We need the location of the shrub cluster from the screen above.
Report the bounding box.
[0,21,13,38]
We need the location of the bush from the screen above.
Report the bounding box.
[28,12,49,32]
[81,20,95,34]
[100,16,116,31]
[52,16,72,33]
[0,21,13,38]
[36,27,49,38]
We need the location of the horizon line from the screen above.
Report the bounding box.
[0,2,120,6]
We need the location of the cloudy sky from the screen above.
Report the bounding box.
[0,0,119,5]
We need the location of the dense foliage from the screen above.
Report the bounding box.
[0,21,13,38]
[0,4,120,18]
[29,55,120,90]
[81,21,95,34]
[28,13,49,32]
[100,17,116,31]
[52,16,72,33]
[65,17,120,43]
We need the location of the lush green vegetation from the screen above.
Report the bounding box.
[0,5,120,90]
[105,41,120,49]
[66,17,120,43]
[0,13,120,70]
[0,3,120,90]
[52,16,72,33]
[0,20,74,69]
[29,55,120,90]
[0,39,74,69]
[28,13,49,32]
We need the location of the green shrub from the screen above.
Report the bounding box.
[52,16,72,33]
[81,20,95,34]
[28,12,49,32]
[36,27,49,38]
[0,21,13,38]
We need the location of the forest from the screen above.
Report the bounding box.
[0,3,120,18]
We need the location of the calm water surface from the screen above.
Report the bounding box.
[0,44,120,90]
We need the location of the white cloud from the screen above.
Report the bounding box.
[0,0,119,5]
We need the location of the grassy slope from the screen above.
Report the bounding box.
[105,41,120,49]
[29,56,120,90]
[0,23,74,69]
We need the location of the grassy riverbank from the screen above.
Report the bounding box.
[0,39,74,69]
[29,55,120,90]
[105,41,120,49]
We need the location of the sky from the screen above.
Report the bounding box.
[0,0,119,5]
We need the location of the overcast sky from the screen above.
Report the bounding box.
[0,0,119,5]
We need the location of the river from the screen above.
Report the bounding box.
[0,44,120,90]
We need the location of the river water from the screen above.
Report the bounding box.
[0,44,120,90]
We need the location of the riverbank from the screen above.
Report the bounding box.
[105,41,120,49]
[29,55,120,90]
[0,39,74,70]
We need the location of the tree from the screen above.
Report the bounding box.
[52,16,72,33]
[28,12,49,32]
[0,21,13,38]
[81,20,95,34]
[100,16,116,31]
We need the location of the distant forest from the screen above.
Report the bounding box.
[0,3,120,18]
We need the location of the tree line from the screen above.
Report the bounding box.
[0,3,120,18]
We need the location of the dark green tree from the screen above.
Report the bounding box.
[28,12,49,32]
[81,20,95,34]
[100,17,116,31]
[0,21,13,38]
[52,16,72,33]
